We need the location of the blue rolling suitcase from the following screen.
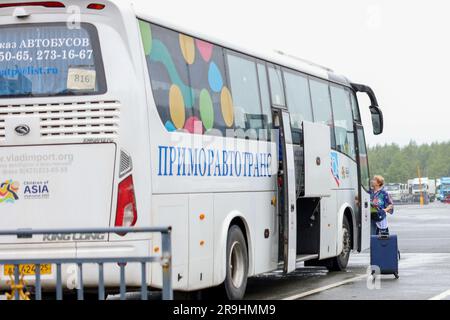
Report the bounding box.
[370,234,399,279]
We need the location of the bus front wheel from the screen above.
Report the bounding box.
[224,225,248,300]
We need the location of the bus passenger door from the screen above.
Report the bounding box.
[273,108,297,273]
[355,125,371,251]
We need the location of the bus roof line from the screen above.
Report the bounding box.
[274,50,334,73]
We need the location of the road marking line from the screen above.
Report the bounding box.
[282,274,367,300]
[429,289,450,300]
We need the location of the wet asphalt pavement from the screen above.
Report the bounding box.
[1,203,448,301]
[245,202,450,300]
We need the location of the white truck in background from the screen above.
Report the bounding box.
[429,179,437,202]
[385,183,409,204]
[408,178,430,204]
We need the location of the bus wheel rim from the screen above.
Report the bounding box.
[229,241,245,288]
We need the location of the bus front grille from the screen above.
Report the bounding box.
[0,100,120,140]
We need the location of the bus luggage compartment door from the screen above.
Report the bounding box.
[302,121,331,198]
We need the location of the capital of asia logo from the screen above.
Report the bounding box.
[0,180,20,204]
[23,181,50,200]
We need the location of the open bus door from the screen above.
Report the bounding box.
[272,108,297,273]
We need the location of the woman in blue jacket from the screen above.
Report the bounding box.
[370,175,394,235]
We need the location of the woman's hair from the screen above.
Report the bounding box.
[373,175,385,187]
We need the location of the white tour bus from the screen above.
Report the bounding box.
[0,0,384,299]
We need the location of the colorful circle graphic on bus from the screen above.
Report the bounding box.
[149,38,195,108]
[0,180,20,204]
[142,22,235,133]
[169,84,186,129]
[165,120,177,132]
[196,39,213,62]
[139,21,152,55]
[179,34,196,65]
[221,87,234,128]
[184,116,204,134]
[208,62,223,93]
[199,89,214,130]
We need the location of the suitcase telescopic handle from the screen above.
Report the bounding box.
[378,234,390,240]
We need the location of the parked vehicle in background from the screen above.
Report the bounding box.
[438,177,450,202]
[429,179,436,202]
[445,196,450,204]
[408,178,430,204]
[437,179,442,201]
[385,183,409,204]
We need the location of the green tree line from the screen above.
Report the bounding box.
[368,141,450,183]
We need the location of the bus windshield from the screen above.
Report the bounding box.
[0,23,106,98]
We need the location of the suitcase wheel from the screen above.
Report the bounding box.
[394,272,399,279]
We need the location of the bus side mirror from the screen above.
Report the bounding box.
[370,105,383,135]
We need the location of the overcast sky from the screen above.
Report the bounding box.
[148,0,450,146]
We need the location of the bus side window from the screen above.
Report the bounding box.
[330,85,356,159]
[350,90,362,123]
[143,23,194,130]
[141,22,234,135]
[357,127,370,191]
[187,42,230,135]
[256,62,272,141]
[283,69,313,144]
[310,79,336,149]
[226,52,268,140]
[268,65,286,107]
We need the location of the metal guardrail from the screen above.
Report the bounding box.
[0,227,173,300]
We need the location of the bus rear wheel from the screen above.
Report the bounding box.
[224,225,248,300]
[329,216,351,271]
